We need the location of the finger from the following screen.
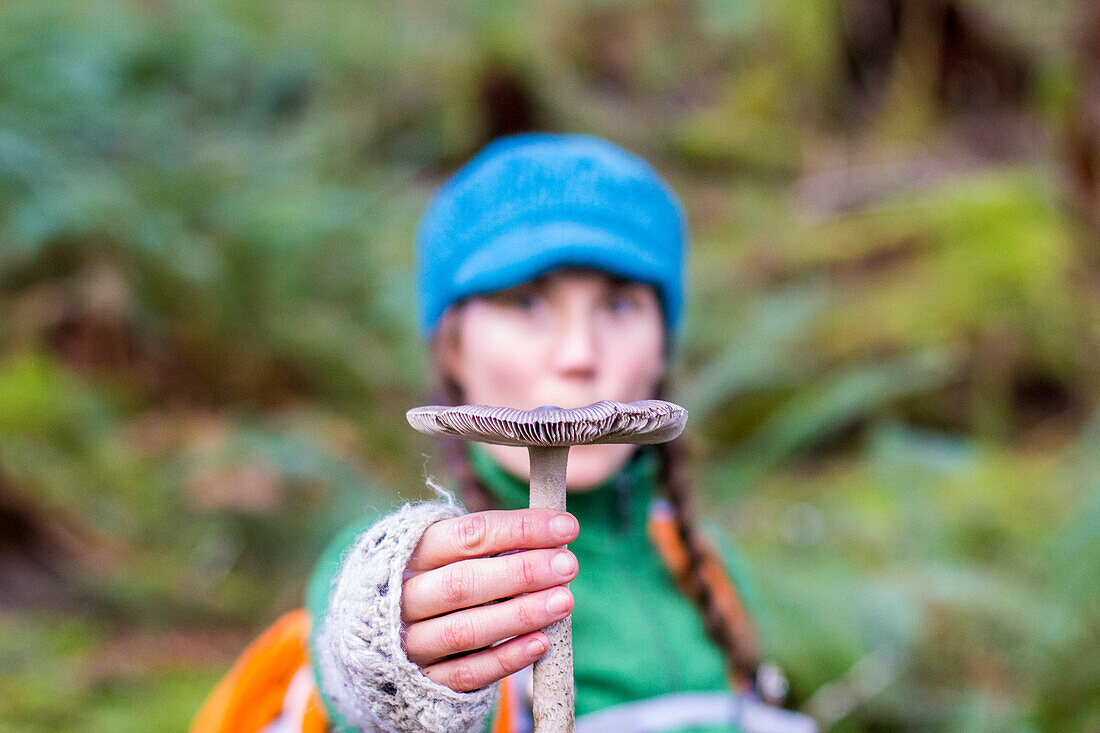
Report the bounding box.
[408,510,578,573]
[402,548,578,623]
[405,586,573,666]
[422,632,548,693]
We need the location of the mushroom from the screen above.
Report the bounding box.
[406,399,688,733]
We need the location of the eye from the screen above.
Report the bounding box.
[493,287,544,313]
[511,293,540,311]
[605,290,640,315]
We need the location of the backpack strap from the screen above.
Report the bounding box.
[191,608,329,733]
[491,667,533,733]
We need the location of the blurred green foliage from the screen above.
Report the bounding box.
[1,0,1098,730]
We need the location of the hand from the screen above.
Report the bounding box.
[400,509,580,692]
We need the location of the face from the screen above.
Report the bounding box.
[440,268,667,490]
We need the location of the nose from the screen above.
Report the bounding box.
[553,308,599,378]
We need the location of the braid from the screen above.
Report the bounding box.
[655,436,761,689]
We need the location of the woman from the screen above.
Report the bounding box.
[194,134,809,733]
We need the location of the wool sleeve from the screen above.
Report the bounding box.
[309,499,499,733]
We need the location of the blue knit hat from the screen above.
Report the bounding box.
[415,133,688,341]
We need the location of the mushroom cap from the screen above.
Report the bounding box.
[406,400,687,447]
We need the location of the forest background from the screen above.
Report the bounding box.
[2,1,1099,730]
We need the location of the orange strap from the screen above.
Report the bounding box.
[491,675,518,733]
[190,608,329,733]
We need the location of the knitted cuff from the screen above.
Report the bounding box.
[315,500,498,733]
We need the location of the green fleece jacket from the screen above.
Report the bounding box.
[306,445,764,732]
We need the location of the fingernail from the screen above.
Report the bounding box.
[550,513,577,538]
[527,638,546,656]
[546,588,572,616]
[550,550,576,576]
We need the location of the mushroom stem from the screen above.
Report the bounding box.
[527,445,574,733]
[528,446,569,511]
